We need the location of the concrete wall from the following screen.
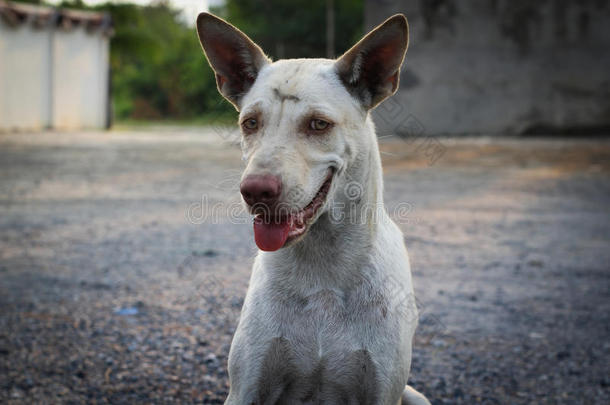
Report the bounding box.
[0,22,109,131]
[53,27,109,130]
[0,22,52,130]
[366,0,610,135]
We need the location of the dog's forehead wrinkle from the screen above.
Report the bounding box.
[242,67,360,122]
[272,87,301,103]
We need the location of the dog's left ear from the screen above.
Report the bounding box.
[196,13,270,110]
[335,14,409,110]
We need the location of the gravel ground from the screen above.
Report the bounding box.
[0,128,609,404]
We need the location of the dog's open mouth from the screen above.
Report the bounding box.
[253,170,334,252]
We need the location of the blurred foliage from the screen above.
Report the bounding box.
[102,2,227,120]
[222,0,363,59]
[11,0,363,122]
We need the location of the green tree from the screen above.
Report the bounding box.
[220,0,363,59]
[100,2,231,120]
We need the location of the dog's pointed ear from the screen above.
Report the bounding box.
[196,12,270,110]
[335,14,409,110]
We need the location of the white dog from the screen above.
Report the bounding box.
[197,12,431,405]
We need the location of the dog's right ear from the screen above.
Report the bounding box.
[335,14,409,110]
[196,13,270,110]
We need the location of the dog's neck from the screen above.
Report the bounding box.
[263,120,387,291]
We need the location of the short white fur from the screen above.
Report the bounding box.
[196,12,431,405]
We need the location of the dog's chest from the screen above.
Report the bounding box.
[254,336,381,404]
[233,287,397,403]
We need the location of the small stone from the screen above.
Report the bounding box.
[114,306,139,316]
[10,388,23,399]
[204,353,220,370]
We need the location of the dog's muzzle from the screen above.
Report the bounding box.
[244,169,334,251]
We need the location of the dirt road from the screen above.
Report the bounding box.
[1,129,608,404]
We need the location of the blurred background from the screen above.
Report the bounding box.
[1,1,609,404]
[1,0,609,133]
[0,0,365,130]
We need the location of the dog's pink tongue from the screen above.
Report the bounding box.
[253,216,291,251]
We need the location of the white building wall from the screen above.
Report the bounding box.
[0,22,52,130]
[52,27,109,129]
[0,20,109,131]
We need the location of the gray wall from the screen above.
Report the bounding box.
[366,0,610,135]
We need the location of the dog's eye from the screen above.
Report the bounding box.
[309,119,330,131]
[242,118,258,131]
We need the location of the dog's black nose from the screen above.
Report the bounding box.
[240,174,282,207]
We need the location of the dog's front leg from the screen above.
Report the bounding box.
[401,385,431,405]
